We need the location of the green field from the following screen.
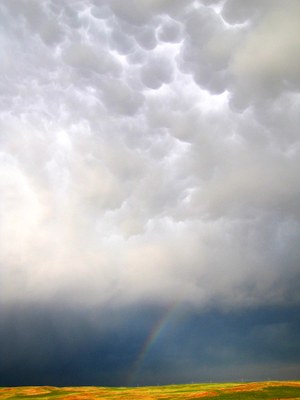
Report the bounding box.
[0,381,300,399]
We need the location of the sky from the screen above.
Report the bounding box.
[0,0,300,387]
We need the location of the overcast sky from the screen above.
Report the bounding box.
[0,0,300,387]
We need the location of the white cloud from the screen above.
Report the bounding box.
[0,0,299,311]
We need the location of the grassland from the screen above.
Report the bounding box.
[0,381,300,399]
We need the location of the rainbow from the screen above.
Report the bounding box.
[127,299,182,386]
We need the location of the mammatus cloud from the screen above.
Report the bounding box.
[0,0,300,313]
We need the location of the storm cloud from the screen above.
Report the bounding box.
[0,0,300,386]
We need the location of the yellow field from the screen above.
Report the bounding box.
[0,381,300,399]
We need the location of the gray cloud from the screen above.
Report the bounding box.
[229,0,300,109]
[140,54,174,89]
[0,0,300,318]
[157,18,183,43]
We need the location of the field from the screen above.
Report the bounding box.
[0,381,300,399]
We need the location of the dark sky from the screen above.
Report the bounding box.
[1,303,300,386]
[0,0,300,386]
